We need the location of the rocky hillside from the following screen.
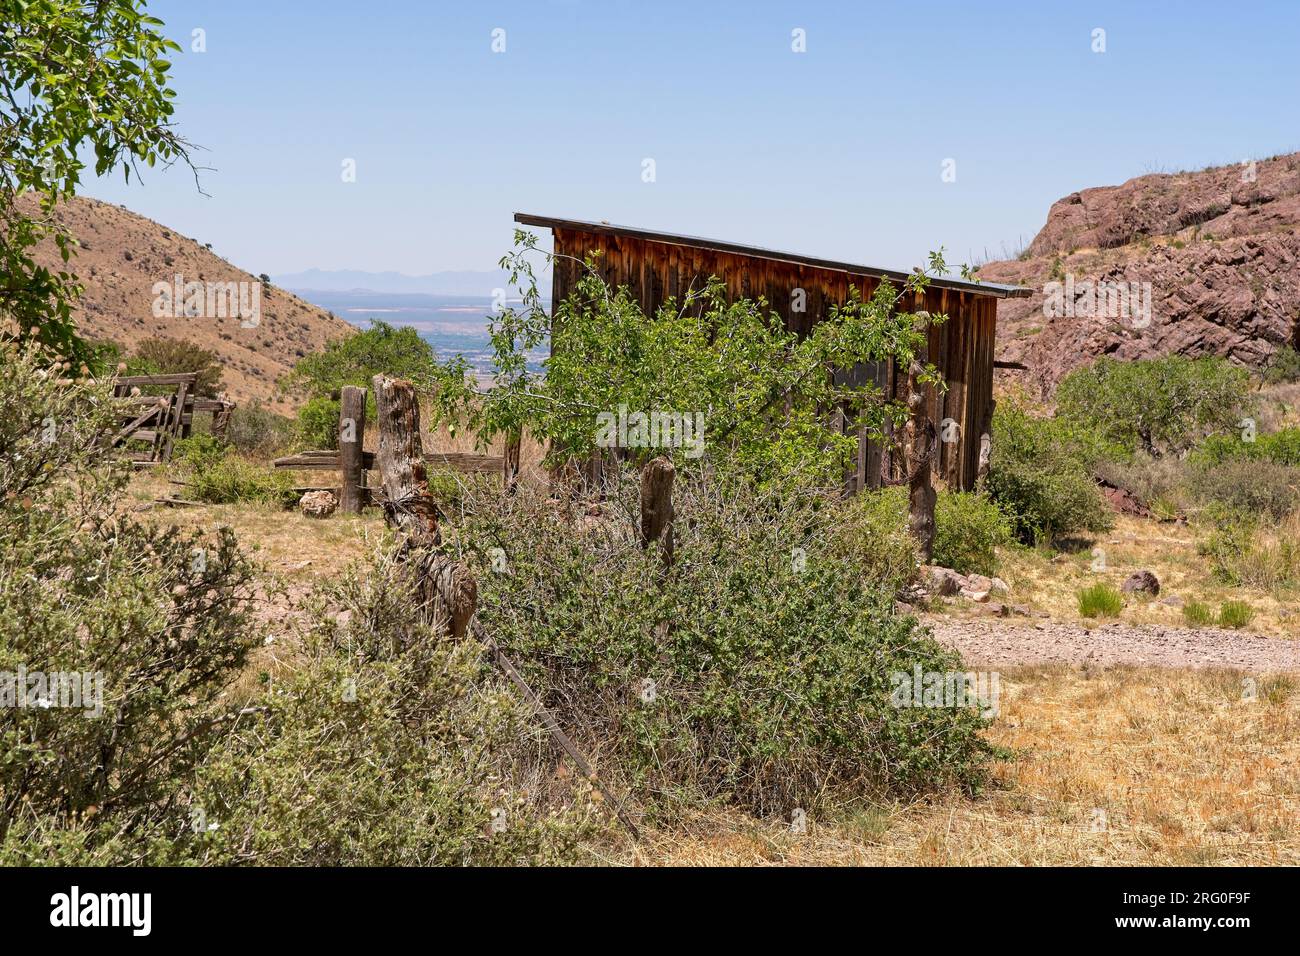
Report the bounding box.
[980,153,1300,394]
[26,194,355,411]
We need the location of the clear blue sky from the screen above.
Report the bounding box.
[84,0,1300,279]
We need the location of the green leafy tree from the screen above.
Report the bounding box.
[286,320,440,410]
[1,0,195,360]
[129,335,224,396]
[429,231,961,487]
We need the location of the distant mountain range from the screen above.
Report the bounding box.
[273,267,552,298]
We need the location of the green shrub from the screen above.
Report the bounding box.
[1217,600,1255,629]
[985,397,1114,544]
[1056,356,1253,458]
[129,336,224,397]
[461,476,998,815]
[1199,510,1300,589]
[1182,601,1215,627]
[1194,428,1300,468]
[226,400,295,457]
[191,554,596,865]
[1188,460,1299,519]
[286,320,437,400]
[1262,346,1300,385]
[0,346,260,864]
[296,395,340,450]
[933,492,1012,576]
[1078,583,1123,618]
[186,455,297,506]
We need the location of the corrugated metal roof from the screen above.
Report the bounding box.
[514,213,1031,299]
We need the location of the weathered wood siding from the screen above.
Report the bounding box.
[551,227,998,491]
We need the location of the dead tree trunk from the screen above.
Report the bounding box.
[338,385,367,514]
[372,374,475,638]
[372,375,439,544]
[906,353,936,563]
[640,456,675,567]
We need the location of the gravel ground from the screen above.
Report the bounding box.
[926,617,1300,672]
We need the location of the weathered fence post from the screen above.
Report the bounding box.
[338,384,367,514]
[640,456,675,567]
[503,430,522,494]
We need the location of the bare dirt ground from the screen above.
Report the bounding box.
[927,618,1300,672]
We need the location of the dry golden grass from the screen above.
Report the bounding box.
[616,666,1300,866]
[993,515,1298,636]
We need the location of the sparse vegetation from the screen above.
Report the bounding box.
[1182,601,1215,627]
[1217,600,1255,630]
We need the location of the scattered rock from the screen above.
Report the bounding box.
[298,490,337,519]
[1159,594,1184,607]
[991,577,1010,592]
[1121,570,1160,596]
[966,573,994,593]
[926,566,966,596]
[961,588,991,603]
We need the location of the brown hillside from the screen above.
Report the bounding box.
[979,153,1300,395]
[24,194,355,411]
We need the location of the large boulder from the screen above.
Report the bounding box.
[299,490,337,519]
[1121,570,1160,596]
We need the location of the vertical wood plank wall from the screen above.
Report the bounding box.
[550,228,998,492]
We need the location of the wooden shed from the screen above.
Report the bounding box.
[515,213,1030,492]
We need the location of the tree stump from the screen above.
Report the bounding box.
[372,374,439,545]
[338,385,367,514]
[640,456,675,567]
[503,430,522,494]
[372,375,476,639]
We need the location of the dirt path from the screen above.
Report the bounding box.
[926,617,1300,671]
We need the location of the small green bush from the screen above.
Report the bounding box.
[226,400,295,457]
[187,456,297,506]
[985,397,1114,544]
[1182,601,1215,627]
[933,492,1012,576]
[129,336,225,397]
[1194,428,1300,468]
[1218,600,1255,629]
[296,395,340,450]
[1078,583,1123,618]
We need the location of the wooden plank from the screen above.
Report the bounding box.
[424,452,505,474]
[115,372,199,388]
[274,450,376,470]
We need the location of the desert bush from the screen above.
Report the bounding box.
[985,397,1113,544]
[0,347,260,863]
[456,475,998,817]
[1262,345,1300,385]
[191,555,596,866]
[933,492,1013,576]
[172,435,296,505]
[848,486,1009,577]
[296,395,341,450]
[1056,355,1253,458]
[1188,460,1299,519]
[128,336,224,397]
[1094,453,1190,518]
[1078,583,1123,618]
[1217,600,1255,629]
[1182,601,1215,627]
[1198,510,1300,589]
[226,400,295,457]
